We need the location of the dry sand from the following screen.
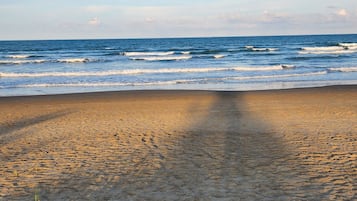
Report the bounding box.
[0,86,356,200]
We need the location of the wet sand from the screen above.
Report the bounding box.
[0,86,356,200]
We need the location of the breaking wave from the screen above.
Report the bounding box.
[339,43,357,50]
[245,46,277,52]
[6,55,31,59]
[0,60,46,65]
[328,67,357,72]
[0,65,294,78]
[57,58,91,63]
[300,42,357,54]
[12,71,328,89]
[123,51,175,56]
[130,55,192,61]
[213,54,225,59]
[228,71,327,80]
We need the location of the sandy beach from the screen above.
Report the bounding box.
[0,86,356,200]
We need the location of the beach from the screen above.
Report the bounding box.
[0,86,356,200]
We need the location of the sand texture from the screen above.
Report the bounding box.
[0,86,356,200]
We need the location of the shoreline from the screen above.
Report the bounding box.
[1,84,357,99]
[1,85,356,200]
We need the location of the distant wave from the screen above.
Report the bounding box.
[301,46,344,51]
[232,65,294,71]
[0,58,98,65]
[12,71,328,89]
[300,42,357,54]
[130,55,192,61]
[15,81,184,88]
[213,54,225,59]
[328,67,357,72]
[0,65,294,78]
[123,51,175,56]
[299,49,356,55]
[287,55,341,61]
[57,58,91,63]
[339,43,357,50]
[0,60,46,65]
[245,46,277,52]
[6,55,31,59]
[229,71,327,80]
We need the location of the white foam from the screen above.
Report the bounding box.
[339,43,357,50]
[339,43,357,47]
[130,55,192,61]
[12,71,328,89]
[0,65,294,78]
[0,68,220,78]
[6,55,31,59]
[19,82,129,88]
[123,51,175,56]
[213,54,225,59]
[245,46,277,52]
[299,49,356,55]
[181,51,191,55]
[232,65,294,71]
[328,67,357,72]
[17,80,189,88]
[300,44,357,54]
[0,60,45,65]
[57,58,90,63]
[229,71,327,80]
[302,46,344,51]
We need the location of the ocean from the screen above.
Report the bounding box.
[1,34,357,96]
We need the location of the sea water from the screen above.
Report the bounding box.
[1,34,357,96]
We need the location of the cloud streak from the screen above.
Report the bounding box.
[88,17,101,26]
[336,9,348,17]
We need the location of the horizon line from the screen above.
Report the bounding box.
[1,33,357,42]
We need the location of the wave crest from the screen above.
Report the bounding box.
[11,71,328,89]
[0,65,295,78]
[245,46,277,52]
[328,67,357,72]
[130,55,192,61]
[123,51,175,56]
[6,55,31,59]
[339,43,357,50]
[57,58,91,63]
[213,54,225,59]
[0,60,46,65]
[300,43,357,54]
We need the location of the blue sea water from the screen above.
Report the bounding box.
[1,34,357,96]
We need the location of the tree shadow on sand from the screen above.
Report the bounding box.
[0,110,74,144]
[114,91,328,200]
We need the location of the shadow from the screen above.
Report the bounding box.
[0,109,75,163]
[113,91,300,200]
[4,90,355,200]
[0,110,73,139]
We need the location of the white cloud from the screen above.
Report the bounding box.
[219,13,241,24]
[145,17,155,23]
[336,9,348,17]
[85,5,113,13]
[88,17,101,26]
[261,10,288,23]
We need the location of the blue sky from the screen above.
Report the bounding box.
[0,0,356,40]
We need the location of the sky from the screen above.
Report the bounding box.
[0,0,357,40]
